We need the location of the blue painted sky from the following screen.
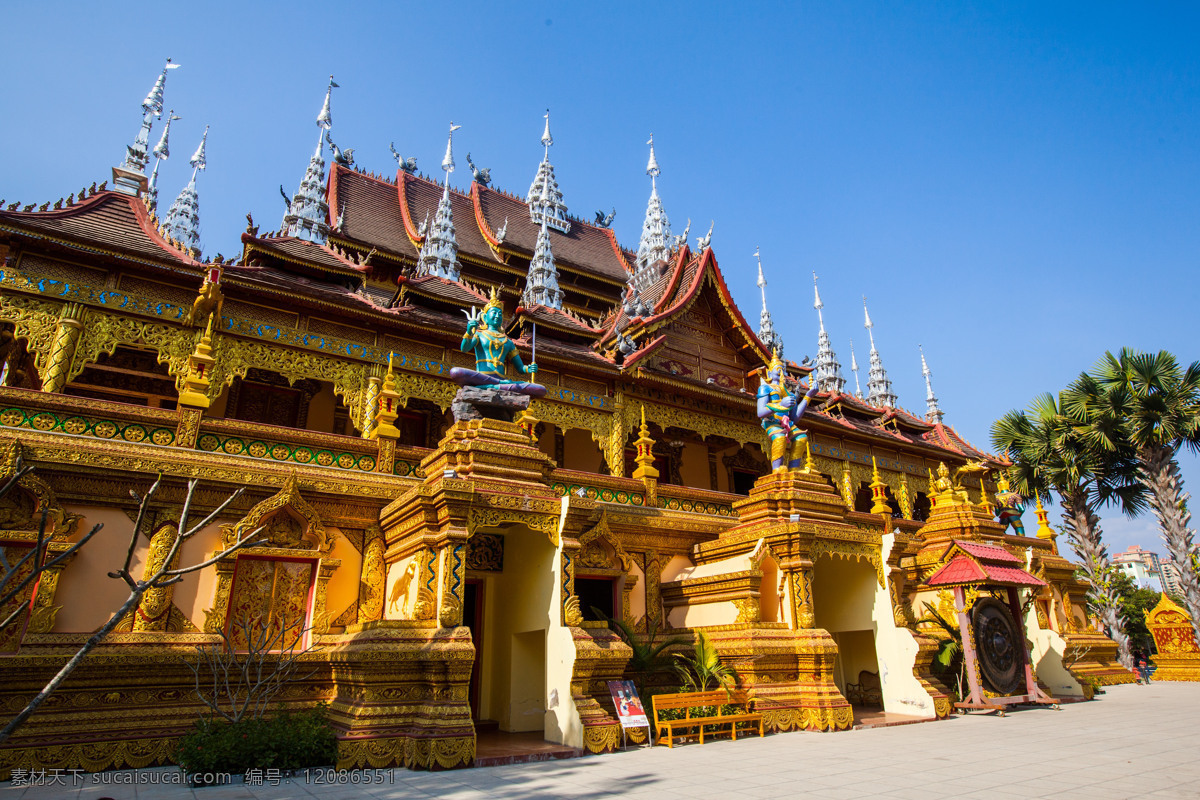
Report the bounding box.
[2,1,1197,561]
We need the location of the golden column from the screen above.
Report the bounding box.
[369,355,403,474]
[40,302,85,394]
[360,363,385,439]
[790,565,815,628]
[132,522,181,632]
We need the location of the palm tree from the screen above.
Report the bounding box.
[602,613,688,701]
[674,630,740,693]
[1085,349,1200,645]
[991,387,1143,668]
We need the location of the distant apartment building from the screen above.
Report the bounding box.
[1159,561,1185,598]
[1113,544,1185,595]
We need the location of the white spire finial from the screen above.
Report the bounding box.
[634,135,671,280]
[521,215,564,310]
[646,134,661,178]
[920,345,944,423]
[162,126,207,254]
[862,297,897,407]
[317,75,337,130]
[526,113,571,233]
[541,110,553,150]
[811,272,845,394]
[282,79,335,243]
[442,122,462,175]
[116,59,180,192]
[152,111,179,161]
[142,58,179,116]
[850,339,862,398]
[189,126,208,173]
[146,111,180,213]
[753,248,783,357]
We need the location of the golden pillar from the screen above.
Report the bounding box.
[40,302,85,394]
[898,472,913,519]
[361,366,383,439]
[132,522,180,632]
[605,393,628,478]
[358,526,386,623]
[840,460,855,511]
[790,565,815,629]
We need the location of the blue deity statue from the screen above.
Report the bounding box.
[756,351,819,473]
[448,289,546,396]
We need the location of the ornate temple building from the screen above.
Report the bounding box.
[0,68,1133,775]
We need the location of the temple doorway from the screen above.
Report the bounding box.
[470,524,556,734]
[811,555,882,709]
[463,580,483,720]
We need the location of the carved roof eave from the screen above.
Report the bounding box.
[469,183,628,294]
[0,194,202,273]
[625,370,758,412]
[242,235,370,280]
[608,248,779,373]
[619,334,666,369]
[0,222,206,282]
[804,412,989,466]
[216,271,456,342]
[652,246,692,314]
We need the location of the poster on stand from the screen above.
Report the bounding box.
[607,680,649,729]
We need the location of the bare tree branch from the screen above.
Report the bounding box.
[1,475,266,745]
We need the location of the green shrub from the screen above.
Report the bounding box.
[176,704,337,778]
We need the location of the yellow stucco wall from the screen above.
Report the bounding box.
[54,505,149,633]
[323,526,361,625]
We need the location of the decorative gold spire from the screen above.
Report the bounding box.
[632,405,660,480]
[869,456,890,514]
[370,353,404,440]
[1035,496,1056,540]
[803,438,815,474]
[178,313,216,408]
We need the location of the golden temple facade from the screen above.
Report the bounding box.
[0,85,1134,775]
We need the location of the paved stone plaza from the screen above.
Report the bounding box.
[3,682,1197,800]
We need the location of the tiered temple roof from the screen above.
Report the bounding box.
[0,96,1000,468]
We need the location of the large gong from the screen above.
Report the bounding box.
[971,597,1023,695]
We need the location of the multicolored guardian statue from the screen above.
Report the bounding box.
[994,472,1026,535]
[448,288,546,396]
[757,350,819,473]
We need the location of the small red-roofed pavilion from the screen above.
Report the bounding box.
[927,540,1058,715]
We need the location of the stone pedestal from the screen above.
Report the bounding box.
[421,418,553,488]
[450,386,530,423]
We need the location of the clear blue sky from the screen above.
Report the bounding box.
[2,1,1197,560]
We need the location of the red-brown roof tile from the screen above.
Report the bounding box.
[245,234,368,274]
[0,191,196,265]
[473,183,630,283]
[328,167,414,257]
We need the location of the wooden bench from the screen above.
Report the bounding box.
[650,690,764,748]
[845,670,882,707]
